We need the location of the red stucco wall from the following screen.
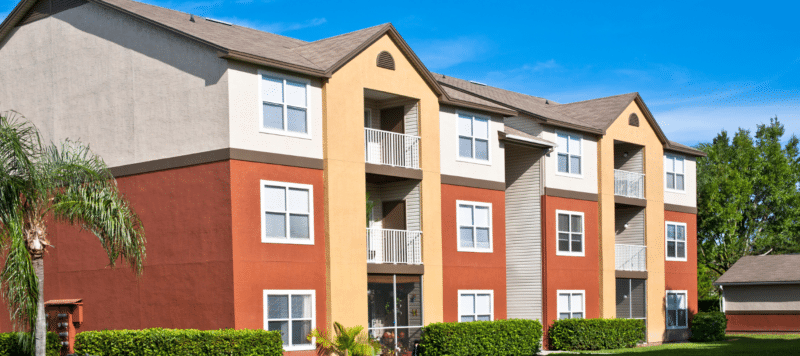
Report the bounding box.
[664,210,699,327]
[726,314,800,332]
[440,184,506,323]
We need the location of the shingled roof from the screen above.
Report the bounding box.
[714,255,800,285]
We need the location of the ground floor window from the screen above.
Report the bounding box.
[557,290,585,319]
[368,274,423,356]
[263,289,315,351]
[666,290,688,329]
[458,290,493,322]
[616,278,646,320]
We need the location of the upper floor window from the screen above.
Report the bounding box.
[556,210,584,256]
[666,222,687,261]
[665,154,685,191]
[260,72,309,137]
[557,290,584,319]
[556,131,582,175]
[264,290,315,351]
[458,112,490,162]
[666,290,688,329]
[458,290,493,322]
[457,201,492,253]
[261,180,314,245]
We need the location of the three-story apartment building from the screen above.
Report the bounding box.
[0,0,704,352]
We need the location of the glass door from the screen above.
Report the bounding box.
[368,274,423,356]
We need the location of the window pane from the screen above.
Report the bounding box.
[676,174,685,190]
[676,293,686,308]
[677,225,686,241]
[458,205,473,226]
[664,155,673,173]
[461,316,475,322]
[666,173,675,189]
[572,312,583,319]
[678,310,687,327]
[289,214,309,239]
[476,294,491,315]
[667,241,676,258]
[557,153,568,173]
[667,225,676,240]
[458,137,473,158]
[558,214,570,233]
[675,157,684,174]
[285,80,306,108]
[262,76,283,103]
[473,117,489,139]
[292,320,312,345]
[460,227,474,248]
[287,107,307,133]
[476,228,490,249]
[667,310,677,327]
[667,294,677,309]
[474,206,490,227]
[291,295,311,319]
[263,103,284,130]
[570,156,581,175]
[568,135,581,155]
[558,233,570,251]
[459,294,475,315]
[268,321,289,345]
[559,313,570,320]
[268,295,289,319]
[477,315,491,321]
[264,186,286,211]
[558,293,569,313]
[287,188,309,213]
[571,234,582,252]
[571,293,583,312]
[458,115,473,136]
[570,215,582,233]
[475,139,489,160]
[677,242,686,258]
[556,133,568,153]
[265,212,287,238]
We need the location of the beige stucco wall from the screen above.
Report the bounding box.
[0,3,229,167]
[227,62,323,159]
[323,34,443,329]
[598,101,666,343]
[663,154,697,208]
[725,284,800,312]
[543,126,599,195]
[439,105,505,182]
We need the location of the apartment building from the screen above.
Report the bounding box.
[0,0,704,352]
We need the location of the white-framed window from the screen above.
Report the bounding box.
[666,221,687,261]
[458,290,493,322]
[556,210,584,256]
[666,290,688,329]
[457,201,492,253]
[665,154,685,191]
[457,111,490,163]
[557,290,585,319]
[259,70,310,138]
[261,180,314,245]
[264,290,316,351]
[556,131,582,176]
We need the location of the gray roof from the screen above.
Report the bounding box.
[548,93,641,132]
[715,255,800,285]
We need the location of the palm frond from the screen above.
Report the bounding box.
[0,214,38,334]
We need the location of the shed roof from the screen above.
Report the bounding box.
[714,255,800,285]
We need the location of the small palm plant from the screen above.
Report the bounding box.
[308,322,381,356]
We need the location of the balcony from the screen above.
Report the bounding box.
[366,228,422,265]
[615,169,645,199]
[616,244,647,271]
[365,128,420,170]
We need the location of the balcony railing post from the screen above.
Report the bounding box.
[614,169,645,199]
[615,244,647,271]
[366,228,423,265]
[364,128,420,169]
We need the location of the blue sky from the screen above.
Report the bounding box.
[2,0,798,146]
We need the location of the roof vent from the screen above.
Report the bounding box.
[629,113,640,127]
[190,14,195,22]
[545,100,549,104]
[377,51,395,70]
[206,18,232,26]
[469,80,487,86]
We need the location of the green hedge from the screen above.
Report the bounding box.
[549,318,645,351]
[419,319,542,356]
[691,312,727,342]
[74,328,283,356]
[698,298,721,312]
[0,332,61,356]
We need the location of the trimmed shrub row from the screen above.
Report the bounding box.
[419,319,543,356]
[74,328,283,356]
[549,318,645,351]
[0,332,61,356]
[691,311,727,342]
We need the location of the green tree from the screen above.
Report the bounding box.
[697,117,800,282]
[0,113,146,355]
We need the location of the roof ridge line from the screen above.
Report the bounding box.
[300,22,390,46]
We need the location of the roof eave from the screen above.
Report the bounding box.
[222,50,329,78]
[665,143,707,157]
[439,97,518,117]
[0,0,37,45]
[499,131,556,149]
[714,280,800,286]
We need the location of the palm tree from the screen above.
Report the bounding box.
[0,112,146,355]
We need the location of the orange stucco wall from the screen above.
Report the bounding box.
[542,195,600,347]
[664,210,698,328]
[440,184,506,322]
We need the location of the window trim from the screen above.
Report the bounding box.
[664,154,686,193]
[456,200,493,253]
[263,289,316,351]
[555,210,585,257]
[554,130,584,178]
[258,69,312,140]
[260,180,315,245]
[557,289,586,320]
[665,290,689,330]
[457,289,494,322]
[455,110,493,165]
[665,221,688,262]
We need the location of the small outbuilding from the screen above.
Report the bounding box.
[714,255,800,332]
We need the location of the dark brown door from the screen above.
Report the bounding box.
[380,106,405,134]
[382,200,406,230]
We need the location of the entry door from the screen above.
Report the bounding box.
[380,106,405,134]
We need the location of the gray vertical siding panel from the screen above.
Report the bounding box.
[615,207,645,245]
[505,144,545,320]
[404,102,419,137]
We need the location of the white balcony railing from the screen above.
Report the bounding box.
[365,128,420,169]
[616,244,647,271]
[615,169,645,199]
[366,228,422,265]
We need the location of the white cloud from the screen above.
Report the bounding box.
[254,18,327,34]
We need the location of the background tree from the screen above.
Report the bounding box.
[697,117,800,297]
[0,112,146,355]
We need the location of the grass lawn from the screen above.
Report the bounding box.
[557,334,800,355]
